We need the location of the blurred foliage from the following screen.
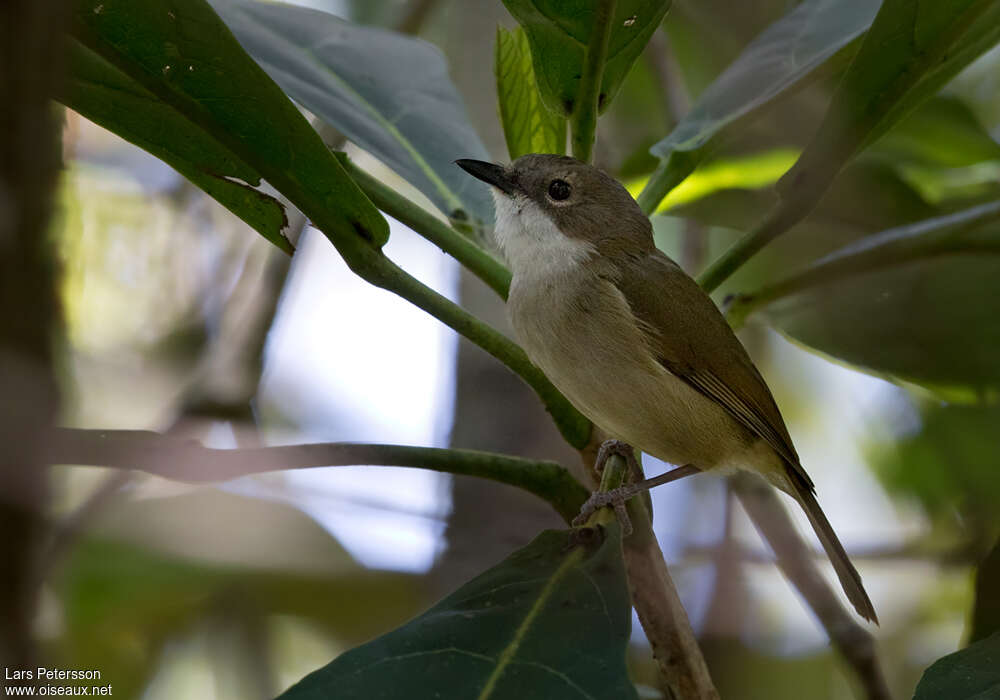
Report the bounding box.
[50,489,426,698]
[869,402,1000,537]
[40,0,1000,696]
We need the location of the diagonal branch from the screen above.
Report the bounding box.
[732,473,890,700]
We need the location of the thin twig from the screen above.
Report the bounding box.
[47,428,590,523]
[571,0,616,162]
[732,473,891,700]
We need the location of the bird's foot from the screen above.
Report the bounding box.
[573,440,701,537]
[573,440,645,536]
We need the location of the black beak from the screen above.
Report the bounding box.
[455,159,517,196]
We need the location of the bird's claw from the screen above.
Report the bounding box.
[572,485,637,536]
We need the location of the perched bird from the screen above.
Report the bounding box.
[456,154,877,623]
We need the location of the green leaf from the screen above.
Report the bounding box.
[279,525,638,700]
[651,0,880,159]
[209,0,494,232]
[495,26,566,160]
[755,202,1000,394]
[867,402,1000,529]
[70,0,389,250]
[777,0,1000,206]
[913,632,1000,700]
[57,490,425,700]
[638,0,878,212]
[876,96,1000,169]
[62,41,292,253]
[501,0,672,117]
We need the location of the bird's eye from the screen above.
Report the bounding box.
[548,179,571,201]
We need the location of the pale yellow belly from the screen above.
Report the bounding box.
[509,275,758,473]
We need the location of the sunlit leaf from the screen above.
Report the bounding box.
[913,632,1000,700]
[495,26,566,160]
[501,0,672,117]
[210,0,494,232]
[70,0,389,250]
[62,42,292,253]
[278,525,638,700]
[627,149,799,212]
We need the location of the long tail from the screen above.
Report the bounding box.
[790,478,879,624]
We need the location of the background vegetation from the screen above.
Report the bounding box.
[3,0,1000,698]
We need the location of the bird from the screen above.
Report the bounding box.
[456,153,877,623]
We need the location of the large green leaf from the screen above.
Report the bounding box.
[757,202,1000,395]
[279,525,638,700]
[495,26,566,160]
[62,41,292,253]
[637,0,878,212]
[210,0,494,231]
[777,0,1000,206]
[652,0,879,159]
[913,632,1000,700]
[70,0,388,250]
[501,0,672,117]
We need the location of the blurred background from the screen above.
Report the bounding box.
[31,0,1000,697]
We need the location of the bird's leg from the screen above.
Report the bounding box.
[573,439,701,535]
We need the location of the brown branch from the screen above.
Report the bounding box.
[0,0,69,669]
[580,438,719,699]
[732,473,891,700]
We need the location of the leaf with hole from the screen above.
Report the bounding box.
[62,41,292,253]
[501,0,671,117]
[70,0,388,250]
[278,525,638,700]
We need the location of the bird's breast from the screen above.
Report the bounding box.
[508,271,748,470]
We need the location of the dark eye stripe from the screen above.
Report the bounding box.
[548,179,571,200]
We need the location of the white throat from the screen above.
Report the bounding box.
[491,190,595,282]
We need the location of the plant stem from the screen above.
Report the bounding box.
[571,0,616,163]
[577,439,718,699]
[733,474,890,700]
[48,428,591,524]
[366,255,591,448]
[341,156,512,300]
[726,199,1000,325]
[697,199,810,293]
[636,150,696,215]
